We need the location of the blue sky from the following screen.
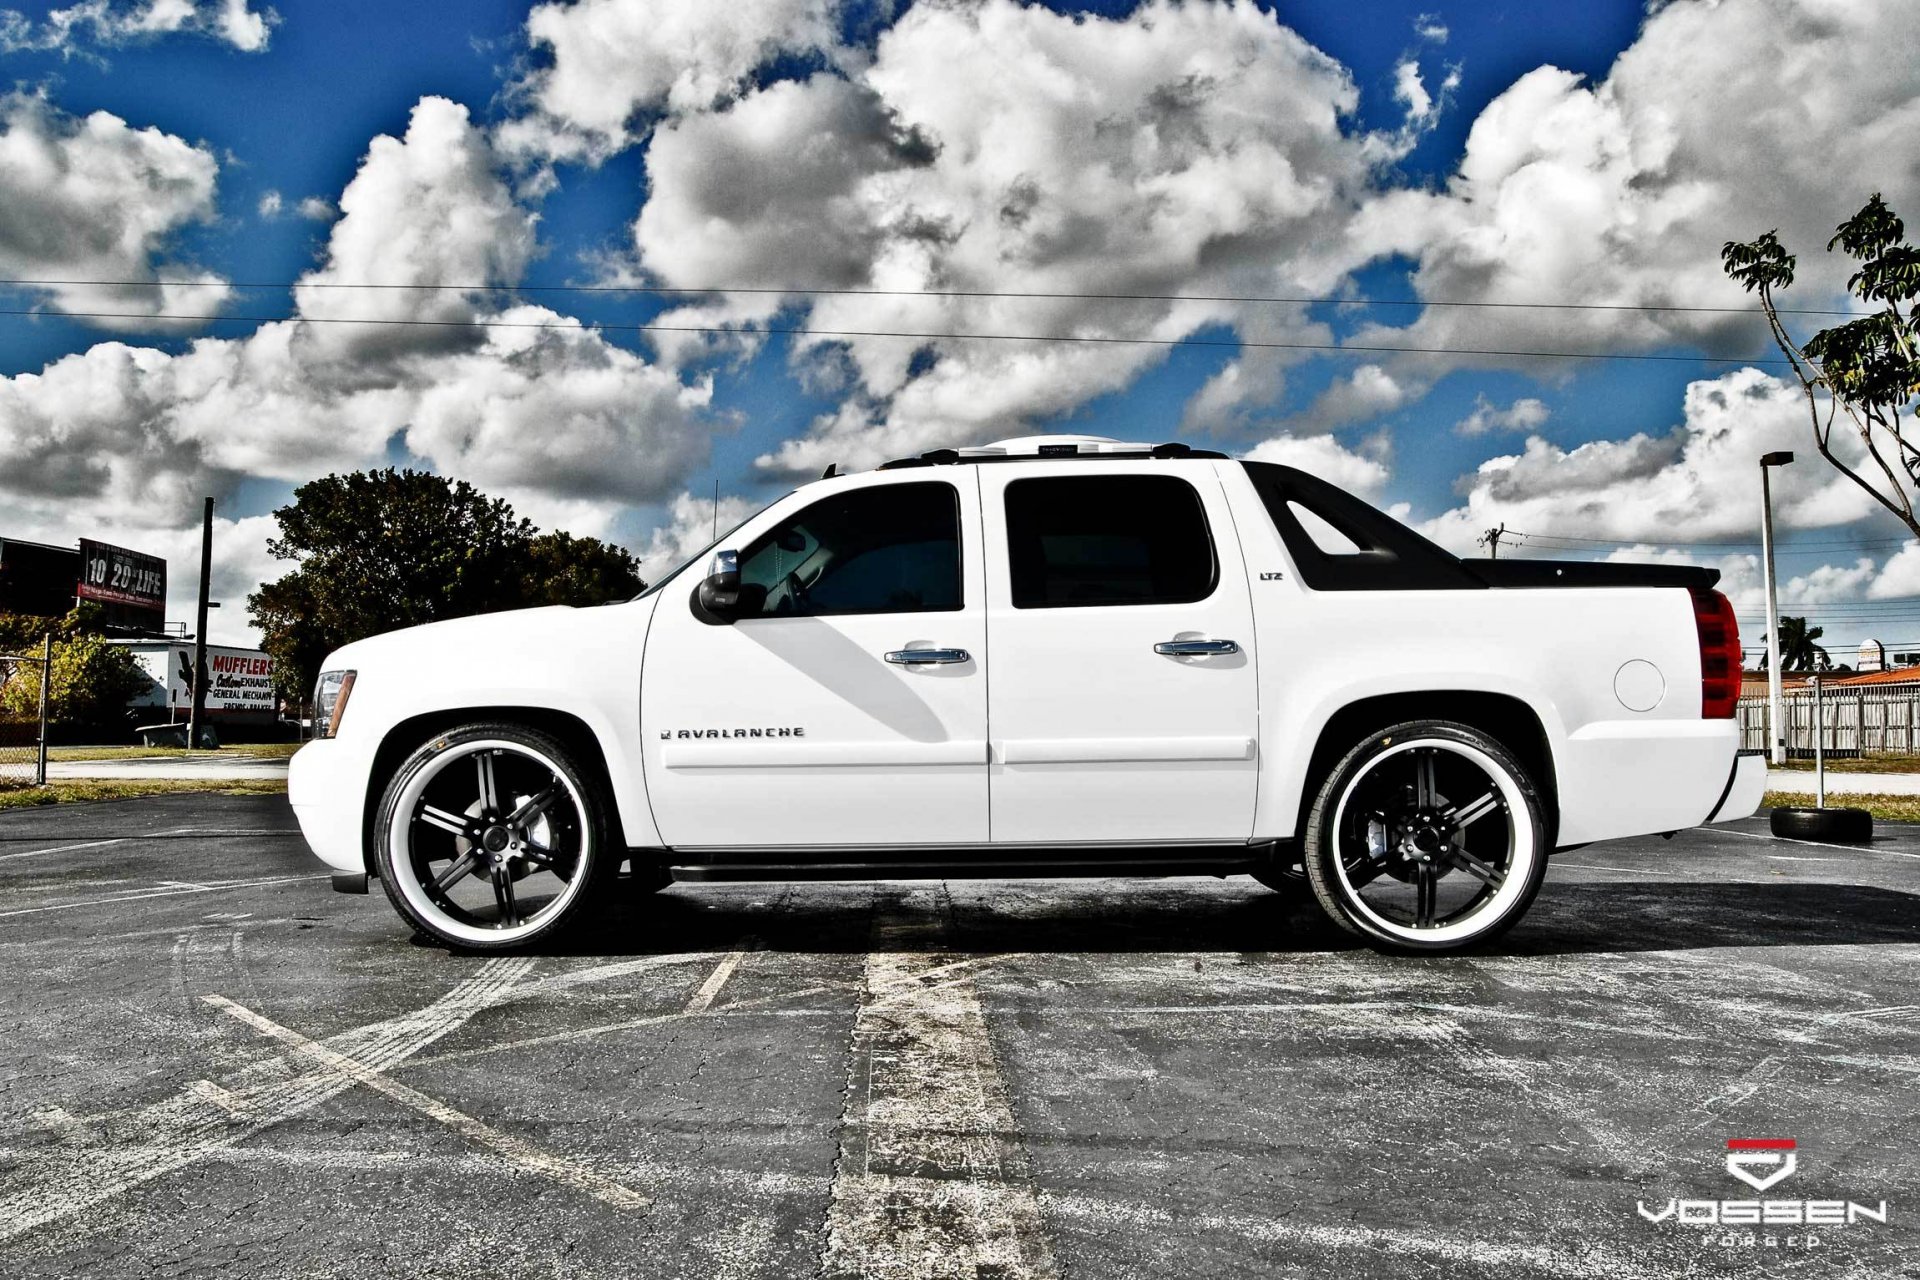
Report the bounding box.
[1,0,1915,656]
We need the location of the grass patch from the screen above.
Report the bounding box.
[45,743,303,762]
[0,777,288,812]
[1764,790,1920,822]
[1772,754,1920,774]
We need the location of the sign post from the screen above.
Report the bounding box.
[36,632,50,787]
[188,499,213,752]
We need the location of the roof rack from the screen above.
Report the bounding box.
[877,435,1228,470]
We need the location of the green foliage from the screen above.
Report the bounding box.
[247,469,647,697]
[0,607,149,728]
[1775,616,1831,673]
[1723,195,1920,536]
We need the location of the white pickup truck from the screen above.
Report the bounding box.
[289,435,1765,953]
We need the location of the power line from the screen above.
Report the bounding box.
[1509,529,1916,550]
[0,277,1862,316]
[0,307,1802,366]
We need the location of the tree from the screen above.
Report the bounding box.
[0,605,149,730]
[248,470,645,699]
[1772,615,1832,673]
[1723,195,1920,535]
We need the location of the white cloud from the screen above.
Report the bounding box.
[1244,431,1390,500]
[295,195,333,220]
[627,0,1387,475]
[639,490,764,580]
[0,90,231,323]
[1414,14,1448,43]
[1867,543,1920,600]
[256,188,281,218]
[498,0,845,165]
[1454,393,1549,436]
[1346,0,1920,375]
[1393,58,1433,123]
[0,0,275,54]
[0,95,722,643]
[1424,368,1878,553]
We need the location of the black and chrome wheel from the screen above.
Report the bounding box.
[1303,720,1547,952]
[374,723,615,950]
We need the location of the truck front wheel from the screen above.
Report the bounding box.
[373,722,617,950]
[1303,720,1548,953]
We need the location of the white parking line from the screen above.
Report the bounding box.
[0,873,326,917]
[820,890,1058,1279]
[0,836,133,862]
[0,957,534,1243]
[205,994,649,1211]
[1717,827,1920,859]
[683,937,758,1014]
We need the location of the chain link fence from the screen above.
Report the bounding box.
[0,643,50,786]
[1738,684,1920,756]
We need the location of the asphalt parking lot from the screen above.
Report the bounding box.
[0,795,1915,1279]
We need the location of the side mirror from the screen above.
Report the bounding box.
[692,549,747,625]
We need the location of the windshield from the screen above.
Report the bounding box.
[631,495,785,599]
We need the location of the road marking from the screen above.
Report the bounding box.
[0,956,534,1243]
[186,1078,252,1119]
[0,836,131,862]
[0,873,326,918]
[1553,861,1685,875]
[683,936,759,1013]
[820,888,1058,1280]
[1717,827,1920,859]
[1766,854,1836,862]
[204,994,649,1211]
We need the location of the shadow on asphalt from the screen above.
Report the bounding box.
[446,877,1920,961]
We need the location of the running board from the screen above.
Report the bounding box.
[665,845,1268,883]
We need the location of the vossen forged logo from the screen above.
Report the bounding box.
[1636,1139,1889,1252]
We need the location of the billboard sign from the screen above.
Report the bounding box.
[76,539,166,631]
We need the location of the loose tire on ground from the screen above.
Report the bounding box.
[1769,805,1873,844]
[373,721,618,951]
[1302,719,1550,953]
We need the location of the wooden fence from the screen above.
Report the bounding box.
[1738,685,1920,755]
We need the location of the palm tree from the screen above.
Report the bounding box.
[1777,616,1832,672]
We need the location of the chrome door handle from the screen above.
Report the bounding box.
[885,647,971,665]
[1154,639,1239,657]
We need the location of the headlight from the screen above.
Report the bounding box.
[314,670,357,738]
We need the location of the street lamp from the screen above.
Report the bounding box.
[1761,451,1795,766]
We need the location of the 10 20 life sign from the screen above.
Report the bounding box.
[76,539,166,629]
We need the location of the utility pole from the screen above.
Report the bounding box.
[1478,523,1508,560]
[188,497,213,752]
[1760,452,1795,766]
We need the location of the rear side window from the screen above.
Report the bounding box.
[1243,461,1484,592]
[1004,475,1216,608]
[737,481,962,616]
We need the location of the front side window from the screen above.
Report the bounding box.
[1004,474,1217,608]
[735,481,962,617]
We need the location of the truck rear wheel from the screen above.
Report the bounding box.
[373,722,617,950]
[1303,720,1548,953]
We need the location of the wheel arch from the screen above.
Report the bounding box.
[1297,691,1558,846]
[361,706,630,874]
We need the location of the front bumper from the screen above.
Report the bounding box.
[1705,750,1768,824]
[288,738,372,874]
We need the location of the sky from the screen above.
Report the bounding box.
[0,0,1917,660]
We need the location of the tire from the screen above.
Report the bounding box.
[373,722,618,951]
[1302,720,1549,953]
[1769,805,1873,843]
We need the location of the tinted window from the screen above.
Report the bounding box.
[1243,461,1484,592]
[1005,475,1216,608]
[736,482,961,617]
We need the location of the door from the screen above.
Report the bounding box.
[641,474,988,849]
[980,463,1259,844]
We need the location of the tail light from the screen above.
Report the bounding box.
[1691,588,1742,718]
